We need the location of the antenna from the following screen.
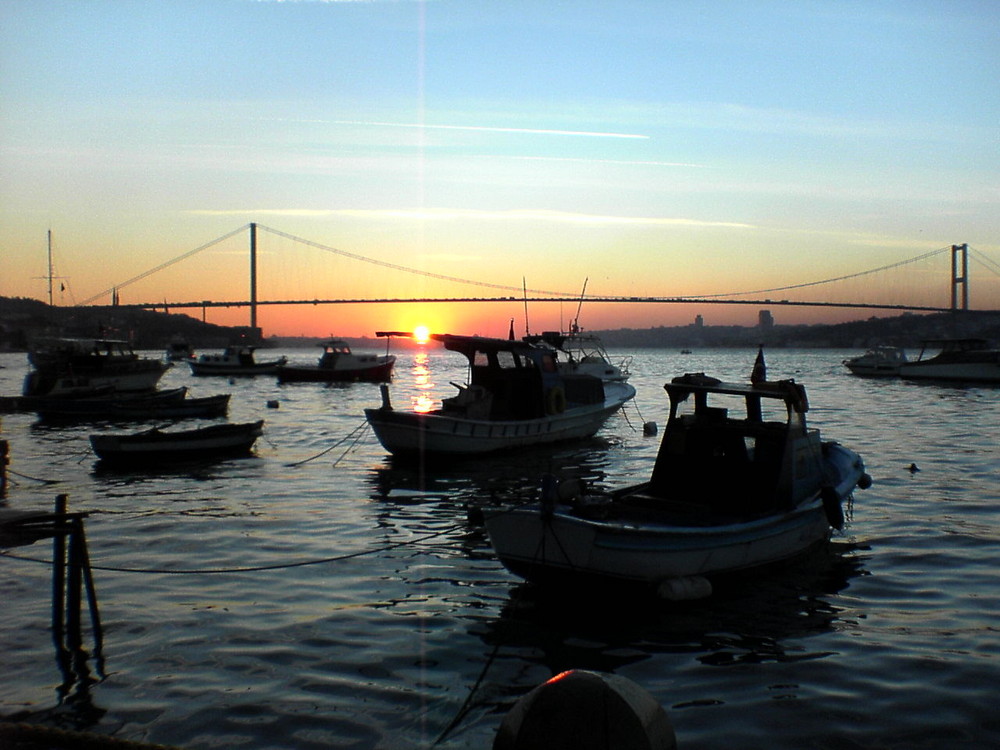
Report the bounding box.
[572,277,588,333]
[522,277,530,336]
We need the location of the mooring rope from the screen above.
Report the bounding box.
[284,419,370,467]
[0,522,466,575]
[6,467,62,484]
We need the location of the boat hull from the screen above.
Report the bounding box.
[898,361,1000,383]
[277,358,395,383]
[484,442,867,596]
[188,361,286,376]
[365,383,635,457]
[90,420,263,463]
[485,500,833,587]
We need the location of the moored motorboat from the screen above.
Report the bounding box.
[364,332,636,459]
[23,338,171,397]
[897,338,1000,384]
[164,336,195,362]
[89,420,264,464]
[524,329,631,383]
[483,363,871,600]
[843,345,907,377]
[188,346,287,376]
[276,339,395,383]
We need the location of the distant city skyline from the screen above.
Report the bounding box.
[2,1,998,337]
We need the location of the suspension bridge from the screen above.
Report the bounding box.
[63,223,1000,330]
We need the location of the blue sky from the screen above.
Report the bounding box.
[2,0,997,336]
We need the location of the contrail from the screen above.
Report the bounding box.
[308,119,650,140]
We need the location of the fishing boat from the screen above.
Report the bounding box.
[89,420,264,464]
[23,338,171,397]
[364,332,636,458]
[843,345,908,377]
[188,346,287,376]
[164,336,195,362]
[25,386,187,419]
[524,328,630,383]
[897,338,1000,384]
[32,390,231,421]
[483,359,871,600]
[276,339,396,383]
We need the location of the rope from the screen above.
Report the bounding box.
[6,468,62,484]
[0,523,466,575]
[284,420,369,467]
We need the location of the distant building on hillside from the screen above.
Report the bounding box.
[758,310,774,330]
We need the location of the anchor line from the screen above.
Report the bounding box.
[0,523,467,575]
[284,419,369,467]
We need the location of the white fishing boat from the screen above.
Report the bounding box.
[484,359,871,600]
[897,338,1000,383]
[188,345,287,376]
[843,345,907,377]
[276,339,395,383]
[364,332,635,458]
[23,338,171,397]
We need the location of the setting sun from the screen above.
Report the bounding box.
[413,325,431,344]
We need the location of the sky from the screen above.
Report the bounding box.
[2,0,998,338]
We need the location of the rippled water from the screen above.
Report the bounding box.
[1,347,998,749]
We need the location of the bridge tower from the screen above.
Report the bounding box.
[250,222,258,331]
[951,243,969,311]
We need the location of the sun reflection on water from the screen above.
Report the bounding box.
[410,351,437,413]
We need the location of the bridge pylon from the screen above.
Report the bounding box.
[951,243,969,311]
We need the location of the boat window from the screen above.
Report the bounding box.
[496,351,519,369]
[474,351,490,368]
[539,354,557,373]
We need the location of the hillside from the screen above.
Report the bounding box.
[2,296,998,352]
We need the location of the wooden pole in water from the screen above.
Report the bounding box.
[51,494,69,671]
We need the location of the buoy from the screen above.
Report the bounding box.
[266,399,280,409]
[908,463,920,473]
[858,472,873,489]
[494,669,676,750]
[643,421,658,436]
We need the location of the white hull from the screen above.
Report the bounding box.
[366,383,635,457]
[485,499,832,585]
[484,434,868,597]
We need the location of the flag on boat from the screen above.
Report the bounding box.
[751,346,767,384]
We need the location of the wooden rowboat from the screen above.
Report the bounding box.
[89,420,264,464]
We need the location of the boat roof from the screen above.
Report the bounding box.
[918,338,994,348]
[376,330,543,356]
[665,373,809,412]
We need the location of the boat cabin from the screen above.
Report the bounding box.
[646,373,825,515]
[431,333,605,421]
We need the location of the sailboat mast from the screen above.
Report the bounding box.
[572,277,588,333]
[47,229,53,306]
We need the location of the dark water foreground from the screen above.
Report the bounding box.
[1,348,998,749]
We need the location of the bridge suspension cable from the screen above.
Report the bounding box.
[78,225,250,306]
[688,245,953,300]
[257,224,582,299]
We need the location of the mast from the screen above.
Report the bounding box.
[47,230,53,305]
